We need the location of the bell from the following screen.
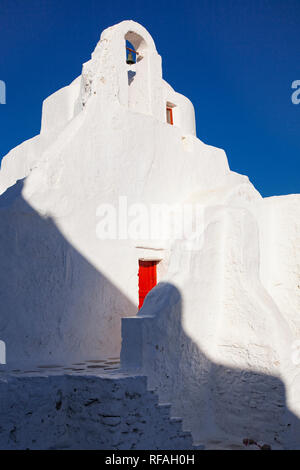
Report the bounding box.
[126,51,135,65]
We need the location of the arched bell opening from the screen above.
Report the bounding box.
[124,31,150,114]
[125,31,147,63]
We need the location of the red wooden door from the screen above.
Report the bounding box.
[138,260,157,309]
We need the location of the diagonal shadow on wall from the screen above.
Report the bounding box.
[0,178,136,368]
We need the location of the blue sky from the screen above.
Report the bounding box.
[0,0,299,197]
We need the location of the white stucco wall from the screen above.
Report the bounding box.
[41,77,81,134]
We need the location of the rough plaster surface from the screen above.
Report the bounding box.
[0,371,195,450]
[0,20,299,449]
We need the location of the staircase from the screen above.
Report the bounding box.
[0,370,200,449]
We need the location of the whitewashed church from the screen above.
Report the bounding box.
[0,20,299,450]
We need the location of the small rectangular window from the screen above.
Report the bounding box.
[166,106,173,125]
[166,102,177,125]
